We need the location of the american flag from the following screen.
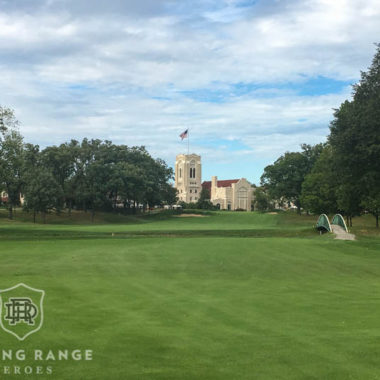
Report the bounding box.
[179,129,188,140]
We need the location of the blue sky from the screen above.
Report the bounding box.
[0,0,379,184]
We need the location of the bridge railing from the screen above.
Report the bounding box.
[316,214,332,232]
[331,214,348,232]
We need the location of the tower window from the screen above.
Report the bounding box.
[179,168,182,178]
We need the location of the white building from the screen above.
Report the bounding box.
[175,154,202,203]
[202,176,253,211]
[174,153,253,211]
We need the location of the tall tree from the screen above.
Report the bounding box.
[41,143,75,211]
[261,144,324,214]
[196,187,215,209]
[0,128,25,219]
[23,168,63,223]
[254,187,272,212]
[329,44,380,226]
[23,144,63,222]
[301,145,338,215]
[0,106,19,136]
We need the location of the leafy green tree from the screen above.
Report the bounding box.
[143,157,175,209]
[82,140,112,220]
[68,138,111,219]
[0,106,19,136]
[196,187,215,209]
[261,144,324,214]
[63,140,82,215]
[23,144,63,222]
[0,115,181,220]
[301,145,338,215]
[0,128,25,219]
[23,167,63,223]
[254,187,272,212]
[161,184,178,207]
[329,44,380,226]
[336,183,361,227]
[41,143,75,212]
[361,176,380,228]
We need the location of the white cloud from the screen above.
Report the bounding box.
[0,0,379,182]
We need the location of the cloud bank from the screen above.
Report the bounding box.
[0,0,379,182]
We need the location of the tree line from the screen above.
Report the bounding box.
[0,111,177,221]
[260,44,380,227]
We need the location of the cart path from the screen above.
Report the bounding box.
[332,224,356,240]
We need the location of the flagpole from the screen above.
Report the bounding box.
[187,128,190,155]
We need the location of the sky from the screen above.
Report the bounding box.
[1,0,379,184]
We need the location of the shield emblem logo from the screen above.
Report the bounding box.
[0,283,45,341]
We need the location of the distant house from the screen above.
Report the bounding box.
[1,191,8,203]
[0,191,24,205]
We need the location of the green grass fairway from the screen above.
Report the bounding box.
[0,211,380,379]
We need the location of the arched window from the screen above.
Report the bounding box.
[189,160,196,178]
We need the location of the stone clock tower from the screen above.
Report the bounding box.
[175,154,202,203]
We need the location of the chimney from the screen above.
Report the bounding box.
[211,176,218,198]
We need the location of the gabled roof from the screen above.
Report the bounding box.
[202,179,239,191]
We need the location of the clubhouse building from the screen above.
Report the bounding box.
[175,154,253,211]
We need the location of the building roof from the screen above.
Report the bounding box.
[202,179,239,192]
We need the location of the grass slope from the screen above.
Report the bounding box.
[0,211,379,379]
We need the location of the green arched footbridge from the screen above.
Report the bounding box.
[316,214,349,233]
[331,214,348,232]
[316,214,332,232]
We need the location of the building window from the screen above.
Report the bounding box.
[190,197,192,201]
[239,187,248,199]
[190,189,192,193]
[195,189,197,193]
[238,187,248,210]
[179,168,182,178]
[189,165,196,179]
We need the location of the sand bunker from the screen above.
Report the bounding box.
[175,214,207,218]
